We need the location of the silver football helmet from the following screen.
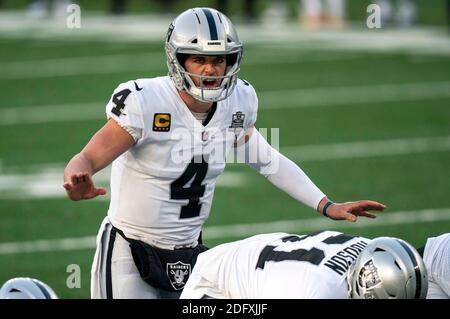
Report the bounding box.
[165,7,243,102]
[0,277,58,299]
[347,237,428,299]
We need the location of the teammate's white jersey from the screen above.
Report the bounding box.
[180,230,371,299]
[105,76,257,249]
[423,233,450,299]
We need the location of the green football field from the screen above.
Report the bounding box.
[1,8,450,298]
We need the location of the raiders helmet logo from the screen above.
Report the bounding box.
[357,259,381,299]
[166,261,191,290]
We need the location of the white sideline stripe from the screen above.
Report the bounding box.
[261,81,450,109]
[204,208,450,239]
[0,102,102,125]
[282,135,450,162]
[0,52,362,79]
[0,237,97,255]
[0,207,449,255]
[1,81,449,126]
[1,11,449,55]
[1,135,449,200]
[0,52,163,79]
[0,135,449,200]
[0,169,245,200]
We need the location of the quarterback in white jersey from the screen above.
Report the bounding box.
[105,76,257,248]
[63,7,386,299]
[181,231,428,299]
[421,233,450,298]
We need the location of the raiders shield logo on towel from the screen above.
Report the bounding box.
[167,261,191,290]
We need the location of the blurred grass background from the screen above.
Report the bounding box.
[0,0,448,25]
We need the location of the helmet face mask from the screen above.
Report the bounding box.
[0,277,58,299]
[165,7,243,103]
[347,237,428,299]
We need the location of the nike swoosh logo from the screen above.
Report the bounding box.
[134,82,143,91]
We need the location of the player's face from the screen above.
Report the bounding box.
[184,55,226,88]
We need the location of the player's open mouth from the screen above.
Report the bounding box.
[202,79,219,88]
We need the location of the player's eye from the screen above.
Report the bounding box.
[194,57,205,64]
[215,57,225,64]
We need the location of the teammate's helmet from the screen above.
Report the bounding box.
[347,237,428,299]
[165,7,243,102]
[0,277,58,299]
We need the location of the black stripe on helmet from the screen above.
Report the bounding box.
[201,8,218,40]
[397,240,422,299]
[32,279,52,299]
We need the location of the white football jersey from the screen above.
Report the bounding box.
[181,230,371,299]
[423,233,450,299]
[105,76,257,249]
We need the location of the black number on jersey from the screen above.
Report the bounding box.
[256,232,355,269]
[170,156,208,219]
[111,89,131,116]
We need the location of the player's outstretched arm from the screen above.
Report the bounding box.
[237,127,386,222]
[317,197,386,222]
[63,118,135,201]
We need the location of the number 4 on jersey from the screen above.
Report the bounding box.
[170,156,208,219]
[111,89,131,116]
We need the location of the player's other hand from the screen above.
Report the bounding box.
[327,200,386,222]
[63,172,107,201]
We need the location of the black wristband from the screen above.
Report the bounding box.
[322,200,334,218]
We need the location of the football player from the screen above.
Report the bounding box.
[419,233,450,299]
[180,231,428,299]
[63,7,385,299]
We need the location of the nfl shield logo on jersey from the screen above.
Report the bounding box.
[167,261,191,290]
[229,111,245,129]
[228,111,245,141]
